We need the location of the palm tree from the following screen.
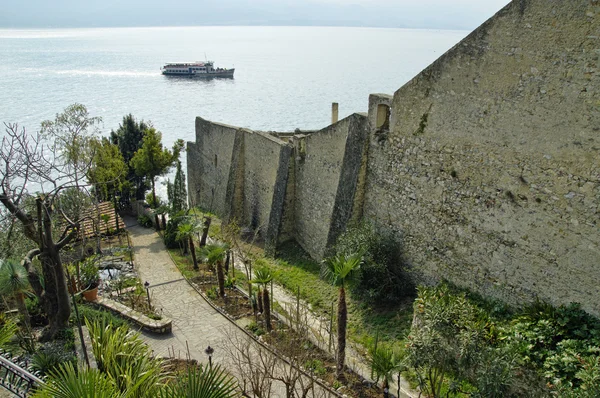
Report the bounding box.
[200,244,228,297]
[251,266,274,332]
[370,344,403,395]
[322,252,363,379]
[177,222,199,270]
[159,364,238,398]
[32,363,121,398]
[0,259,31,328]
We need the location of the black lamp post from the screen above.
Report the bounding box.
[205,345,214,368]
[144,281,151,309]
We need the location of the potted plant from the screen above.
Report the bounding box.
[80,256,100,301]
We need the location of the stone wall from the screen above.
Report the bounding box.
[293,114,368,259]
[187,117,239,216]
[363,0,600,314]
[188,0,600,315]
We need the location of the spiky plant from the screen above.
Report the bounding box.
[0,259,31,328]
[321,252,363,379]
[159,364,238,398]
[200,244,228,297]
[369,344,403,392]
[177,222,199,270]
[32,362,120,398]
[251,267,274,332]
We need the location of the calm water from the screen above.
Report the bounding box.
[0,26,467,194]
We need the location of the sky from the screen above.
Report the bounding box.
[0,0,512,30]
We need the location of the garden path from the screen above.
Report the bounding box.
[123,217,336,398]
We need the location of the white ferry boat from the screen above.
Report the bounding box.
[161,61,234,78]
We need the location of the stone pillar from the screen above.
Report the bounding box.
[332,102,339,124]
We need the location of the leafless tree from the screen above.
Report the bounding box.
[0,121,95,340]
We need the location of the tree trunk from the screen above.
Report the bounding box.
[217,260,225,297]
[200,217,211,247]
[224,251,230,274]
[15,292,30,329]
[257,290,263,314]
[337,286,347,379]
[189,236,198,270]
[263,287,272,332]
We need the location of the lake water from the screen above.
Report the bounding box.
[0,26,467,195]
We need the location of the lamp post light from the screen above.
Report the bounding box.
[205,345,214,368]
[144,281,151,309]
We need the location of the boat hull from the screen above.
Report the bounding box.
[162,69,235,78]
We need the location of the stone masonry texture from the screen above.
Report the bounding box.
[188,0,600,315]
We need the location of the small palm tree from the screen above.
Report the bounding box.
[0,259,31,328]
[370,344,403,394]
[159,364,238,398]
[251,266,274,332]
[32,362,120,398]
[177,222,199,270]
[322,252,363,379]
[200,244,228,297]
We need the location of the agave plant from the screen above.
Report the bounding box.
[321,252,363,379]
[159,364,238,398]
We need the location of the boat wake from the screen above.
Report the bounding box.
[53,69,156,77]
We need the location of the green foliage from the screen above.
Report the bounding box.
[137,214,154,228]
[0,259,30,296]
[159,364,238,398]
[321,252,363,288]
[206,286,218,300]
[130,127,184,207]
[31,345,77,376]
[76,305,128,329]
[406,284,520,397]
[369,344,403,387]
[79,256,100,290]
[246,321,265,336]
[87,137,127,202]
[199,244,228,268]
[32,362,122,398]
[334,222,414,303]
[169,160,187,214]
[164,212,187,249]
[304,359,327,376]
[110,114,150,202]
[86,318,167,397]
[40,103,101,180]
[0,317,18,348]
[145,192,164,209]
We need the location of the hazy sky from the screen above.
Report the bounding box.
[0,0,512,30]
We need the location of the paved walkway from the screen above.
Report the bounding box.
[123,217,335,398]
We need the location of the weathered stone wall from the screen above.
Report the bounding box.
[364,0,600,314]
[241,130,290,245]
[293,114,368,259]
[187,117,238,216]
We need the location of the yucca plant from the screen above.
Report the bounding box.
[321,252,363,378]
[159,364,238,398]
[86,318,168,397]
[0,259,31,328]
[251,267,274,332]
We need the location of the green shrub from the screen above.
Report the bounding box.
[137,214,153,228]
[163,211,187,249]
[304,359,327,376]
[75,304,128,329]
[246,321,265,336]
[334,222,414,304]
